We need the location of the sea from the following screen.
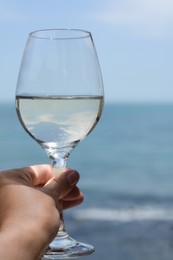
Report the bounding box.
[1,101,173,260]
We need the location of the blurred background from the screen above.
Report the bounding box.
[1,0,173,103]
[1,0,173,259]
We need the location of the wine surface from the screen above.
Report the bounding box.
[16,95,103,149]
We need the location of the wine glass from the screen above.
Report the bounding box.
[15,29,104,259]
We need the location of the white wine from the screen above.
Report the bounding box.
[16,95,103,149]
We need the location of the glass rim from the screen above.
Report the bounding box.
[29,28,92,40]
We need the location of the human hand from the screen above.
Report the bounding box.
[0,165,83,260]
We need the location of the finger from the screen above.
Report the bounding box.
[1,165,53,187]
[43,169,80,200]
[24,165,53,186]
[62,186,82,201]
[62,196,84,210]
[62,189,84,209]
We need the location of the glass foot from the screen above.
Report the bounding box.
[44,233,95,259]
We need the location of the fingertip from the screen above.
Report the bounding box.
[66,170,80,187]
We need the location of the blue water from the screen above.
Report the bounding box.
[1,102,173,259]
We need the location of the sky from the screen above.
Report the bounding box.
[1,0,173,103]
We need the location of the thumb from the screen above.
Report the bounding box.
[43,168,80,200]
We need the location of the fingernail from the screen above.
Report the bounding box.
[66,170,79,186]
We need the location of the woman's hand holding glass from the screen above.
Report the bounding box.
[0,165,83,260]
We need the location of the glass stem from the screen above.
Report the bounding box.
[52,156,67,168]
[51,155,68,237]
[59,212,66,234]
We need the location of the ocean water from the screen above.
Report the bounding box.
[1,101,173,259]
